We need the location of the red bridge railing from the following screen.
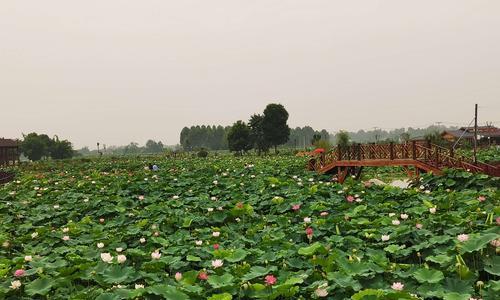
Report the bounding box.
[311,142,499,177]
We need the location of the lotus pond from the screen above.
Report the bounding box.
[0,156,499,299]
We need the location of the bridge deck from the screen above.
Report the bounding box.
[308,142,499,182]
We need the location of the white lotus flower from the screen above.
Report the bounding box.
[195,240,203,246]
[211,259,223,268]
[151,251,161,260]
[304,217,312,223]
[62,235,70,241]
[392,220,400,225]
[62,227,69,233]
[212,231,220,237]
[97,242,104,248]
[31,232,38,239]
[10,280,21,290]
[116,247,123,253]
[429,207,437,214]
[101,253,113,263]
[24,255,33,262]
[315,287,328,297]
[381,235,390,241]
[207,208,214,212]
[400,214,409,220]
[140,238,146,244]
[135,284,144,289]
[117,254,127,263]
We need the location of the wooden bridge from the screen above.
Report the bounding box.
[308,142,500,183]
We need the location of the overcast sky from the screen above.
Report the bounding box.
[1,1,499,148]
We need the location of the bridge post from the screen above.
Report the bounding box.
[412,141,416,160]
[390,142,394,160]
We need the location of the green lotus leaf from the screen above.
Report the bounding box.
[413,268,445,283]
[25,277,54,296]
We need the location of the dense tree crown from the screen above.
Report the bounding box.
[20,133,75,161]
[262,103,291,153]
[227,121,253,154]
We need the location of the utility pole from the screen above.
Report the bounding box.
[473,104,478,164]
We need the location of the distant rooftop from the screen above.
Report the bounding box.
[0,138,19,147]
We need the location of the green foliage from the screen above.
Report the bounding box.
[20,132,74,161]
[180,125,229,151]
[0,155,497,299]
[197,148,209,158]
[249,114,270,155]
[227,121,253,154]
[262,103,291,153]
[335,130,350,148]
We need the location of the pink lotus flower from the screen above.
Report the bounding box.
[320,211,328,216]
[306,227,313,241]
[265,274,277,286]
[292,204,301,211]
[62,235,70,241]
[457,234,469,242]
[213,244,220,250]
[496,217,500,225]
[392,220,400,226]
[175,272,182,281]
[198,271,208,280]
[138,195,145,200]
[391,282,404,291]
[14,269,25,277]
[478,196,486,202]
[415,223,423,229]
[346,195,355,203]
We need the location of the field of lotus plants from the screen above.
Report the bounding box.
[0,156,498,299]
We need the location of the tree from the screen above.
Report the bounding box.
[262,103,290,153]
[249,114,269,155]
[20,133,75,161]
[400,132,411,143]
[335,130,350,149]
[144,140,164,153]
[227,121,253,155]
[311,134,322,145]
[50,136,74,159]
[20,133,51,161]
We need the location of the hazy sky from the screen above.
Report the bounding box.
[1,1,499,148]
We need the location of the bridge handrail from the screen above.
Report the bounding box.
[311,142,498,176]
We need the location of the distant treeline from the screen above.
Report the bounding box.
[179,125,332,151]
[180,125,230,151]
[77,140,167,156]
[179,124,457,150]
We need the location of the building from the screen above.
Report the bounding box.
[441,126,500,145]
[0,138,20,166]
